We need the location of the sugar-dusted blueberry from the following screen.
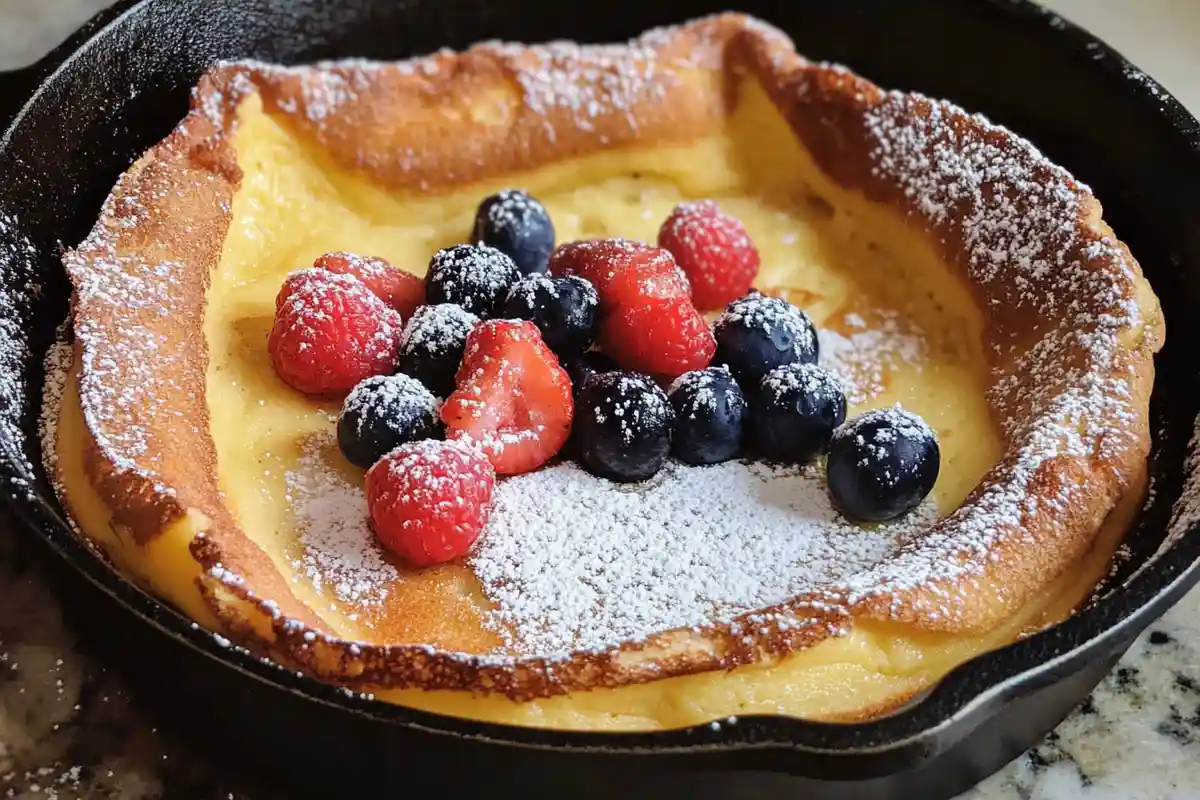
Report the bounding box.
[575,371,675,482]
[667,366,747,465]
[395,303,479,398]
[564,350,619,396]
[337,374,443,469]
[471,189,556,275]
[503,273,598,358]
[826,405,940,522]
[425,243,520,318]
[750,363,846,464]
[712,290,818,385]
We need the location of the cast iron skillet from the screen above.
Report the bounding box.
[2,1,1200,797]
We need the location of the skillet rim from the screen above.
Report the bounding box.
[0,0,1199,757]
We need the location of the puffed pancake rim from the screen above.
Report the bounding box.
[50,13,1162,731]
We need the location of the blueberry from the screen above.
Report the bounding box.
[337,374,442,469]
[395,303,479,397]
[750,363,846,463]
[471,189,556,275]
[667,367,747,465]
[503,274,598,357]
[712,291,818,386]
[826,405,940,522]
[575,371,675,482]
[425,243,520,318]
[564,350,619,396]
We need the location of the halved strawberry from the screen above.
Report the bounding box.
[441,320,573,476]
[314,251,425,319]
[548,238,683,305]
[600,296,716,378]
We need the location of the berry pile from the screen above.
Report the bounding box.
[266,192,940,569]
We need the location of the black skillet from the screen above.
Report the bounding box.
[2,1,1200,797]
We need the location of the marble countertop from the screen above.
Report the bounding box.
[2,1,1199,798]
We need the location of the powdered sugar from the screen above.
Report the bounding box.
[818,312,925,404]
[398,303,479,355]
[285,432,393,608]
[471,460,935,655]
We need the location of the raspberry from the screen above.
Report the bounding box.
[441,319,573,475]
[268,268,403,397]
[364,440,495,566]
[658,200,760,310]
[313,251,425,319]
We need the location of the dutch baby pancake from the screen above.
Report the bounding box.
[41,13,1163,732]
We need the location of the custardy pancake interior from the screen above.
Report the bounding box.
[54,75,1142,731]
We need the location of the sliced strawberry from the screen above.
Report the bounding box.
[548,238,681,304]
[441,320,573,476]
[314,251,425,319]
[600,296,716,378]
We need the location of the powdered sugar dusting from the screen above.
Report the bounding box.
[37,320,73,480]
[471,460,935,655]
[285,432,393,608]
[818,311,925,404]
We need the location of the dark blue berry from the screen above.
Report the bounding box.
[667,367,746,465]
[826,406,940,522]
[472,189,556,275]
[564,351,619,396]
[395,303,479,398]
[712,291,818,386]
[425,243,520,318]
[337,374,442,468]
[575,372,674,482]
[503,274,598,357]
[750,363,846,463]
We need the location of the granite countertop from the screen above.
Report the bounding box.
[2,1,1200,798]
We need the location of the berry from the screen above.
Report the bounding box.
[749,363,846,463]
[424,243,520,318]
[268,268,402,397]
[712,291,818,385]
[365,440,495,567]
[313,251,424,318]
[826,405,940,522]
[549,238,684,303]
[441,319,573,476]
[574,372,675,482]
[599,296,715,379]
[667,367,747,465]
[336,374,442,469]
[471,189,556,275]
[657,200,760,310]
[564,350,619,395]
[395,303,479,398]
[503,273,598,357]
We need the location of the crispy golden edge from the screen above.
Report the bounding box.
[58,12,1164,700]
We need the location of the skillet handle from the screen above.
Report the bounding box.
[0,64,38,133]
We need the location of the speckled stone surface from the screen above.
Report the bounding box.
[1,1,1200,798]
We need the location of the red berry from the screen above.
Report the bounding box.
[268,268,403,397]
[658,200,760,310]
[600,296,716,378]
[364,440,495,567]
[441,319,573,476]
[313,251,425,319]
[548,238,684,304]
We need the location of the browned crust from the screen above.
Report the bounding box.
[58,13,1164,701]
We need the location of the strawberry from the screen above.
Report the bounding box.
[313,251,425,319]
[441,320,573,475]
[548,238,684,304]
[600,296,716,378]
[268,268,403,397]
[658,200,760,310]
[365,440,495,567]
[551,237,713,380]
